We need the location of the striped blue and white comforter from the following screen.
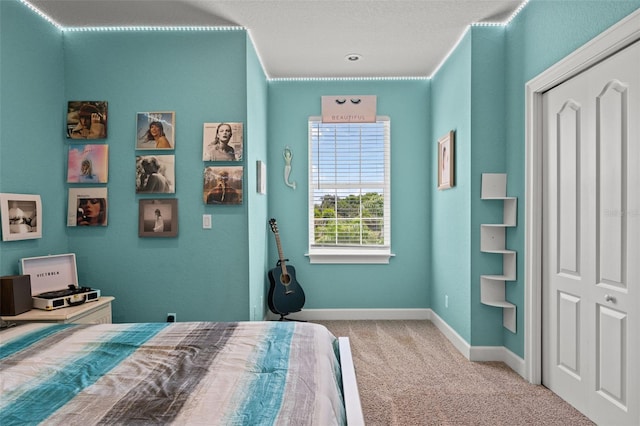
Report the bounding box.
[0,321,346,426]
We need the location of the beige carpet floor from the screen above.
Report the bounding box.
[314,320,594,426]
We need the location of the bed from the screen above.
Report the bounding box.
[0,321,363,425]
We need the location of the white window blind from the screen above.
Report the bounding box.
[307,116,392,264]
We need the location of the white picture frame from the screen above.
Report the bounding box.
[136,155,176,194]
[437,130,455,190]
[257,160,266,194]
[202,122,244,161]
[136,111,175,150]
[0,193,42,241]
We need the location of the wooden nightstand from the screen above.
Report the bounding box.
[1,296,114,325]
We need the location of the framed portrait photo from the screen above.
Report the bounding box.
[67,187,108,227]
[67,101,108,139]
[136,155,175,194]
[139,198,178,237]
[203,166,243,205]
[0,193,42,241]
[136,112,175,150]
[202,122,243,161]
[437,130,455,190]
[67,144,109,183]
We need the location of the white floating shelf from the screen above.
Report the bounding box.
[480,173,517,333]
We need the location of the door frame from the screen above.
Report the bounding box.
[524,9,640,384]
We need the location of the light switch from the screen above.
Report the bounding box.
[202,214,212,229]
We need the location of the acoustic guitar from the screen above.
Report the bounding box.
[268,218,305,318]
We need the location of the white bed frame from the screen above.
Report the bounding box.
[338,337,365,425]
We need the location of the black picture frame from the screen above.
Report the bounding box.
[138,198,178,237]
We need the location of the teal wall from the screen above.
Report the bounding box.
[61,30,253,323]
[266,80,431,310]
[427,0,638,356]
[428,26,508,346]
[0,1,264,323]
[429,33,473,342]
[245,38,270,321]
[0,1,67,275]
[1,0,638,356]
[499,0,639,355]
[469,26,509,347]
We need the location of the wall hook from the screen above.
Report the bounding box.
[283,145,296,190]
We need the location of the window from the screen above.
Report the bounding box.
[307,116,392,264]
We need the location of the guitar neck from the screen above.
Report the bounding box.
[274,232,288,275]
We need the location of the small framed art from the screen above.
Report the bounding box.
[0,193,42,241]
[203,166,243,205]
[136,112,175,150]
[136,155,175,194]
[202,122,243,161]
[67,187,108,227]
[257,160,266,194]
[67,144,109,183]
[139,198,178,237]
[437,130,455,190]
[67,101,108,139]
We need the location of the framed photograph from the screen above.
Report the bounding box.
[257,160,266,194]
[136,112,175,150]
[67,144,109,183]
[67,101,108,139]
[203,166,243,205]
[202,122,243,161]
[0,193,42,241]
[139,198,178,237]
[68,187,108,227]
[437,130,455,190]
[136,155,175,194]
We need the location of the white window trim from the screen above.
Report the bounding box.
[306,116,393,264]
[305,246,395,264]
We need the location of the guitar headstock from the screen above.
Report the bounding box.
[269,218,278,234]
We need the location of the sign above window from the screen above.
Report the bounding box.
[321,95,377,123]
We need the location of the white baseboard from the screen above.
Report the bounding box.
[266,308,431,321]
[270,308,526,379]
[427,309,473,358]
[428,310,526,379]
[470,345,527,378]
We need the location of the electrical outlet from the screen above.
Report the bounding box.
[445,295,449,308]
[167,312,176,322]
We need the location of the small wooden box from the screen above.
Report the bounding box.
[0,275,32,316]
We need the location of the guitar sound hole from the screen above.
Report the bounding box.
[280,274,291,285]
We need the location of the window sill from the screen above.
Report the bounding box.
[305,247,395,264]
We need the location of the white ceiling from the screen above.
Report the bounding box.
[25,0,526,79]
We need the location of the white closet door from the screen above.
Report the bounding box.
[542,40,639,425]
